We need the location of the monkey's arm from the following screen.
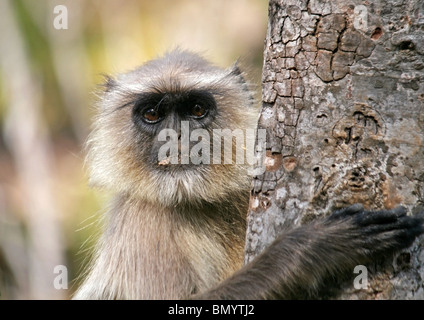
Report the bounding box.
[196,205,424,300]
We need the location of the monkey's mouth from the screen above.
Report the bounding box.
[156,149,210,168]
[157,155,178,166]
[156,155,210,169]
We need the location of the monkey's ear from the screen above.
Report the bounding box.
[101,74,118,92]
[228,61,250,86]
[229,62,245,80]
[228,62,253,96]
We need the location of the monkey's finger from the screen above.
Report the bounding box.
[329,203,364,220]
[344,203,364,214]
[356,206,407,226]
[378,206,407,218]
[375,223,424,251]
[359,217,423,256]
[362,215,424,237]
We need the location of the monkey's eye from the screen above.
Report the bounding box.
[190,104,208,119]
[142,108,162,123]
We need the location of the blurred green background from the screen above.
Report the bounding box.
[0,0,267,299]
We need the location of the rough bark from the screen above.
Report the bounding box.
[245,0,424,299]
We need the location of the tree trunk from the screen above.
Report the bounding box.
[245,0,424,299]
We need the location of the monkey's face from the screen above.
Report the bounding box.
[131,89,218,167]
[87,50,257,206]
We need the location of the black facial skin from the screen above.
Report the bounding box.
[131,89,217,168]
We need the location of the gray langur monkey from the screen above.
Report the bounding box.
[74,49,424,299]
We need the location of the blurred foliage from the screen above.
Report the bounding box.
[0,0,268,299]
